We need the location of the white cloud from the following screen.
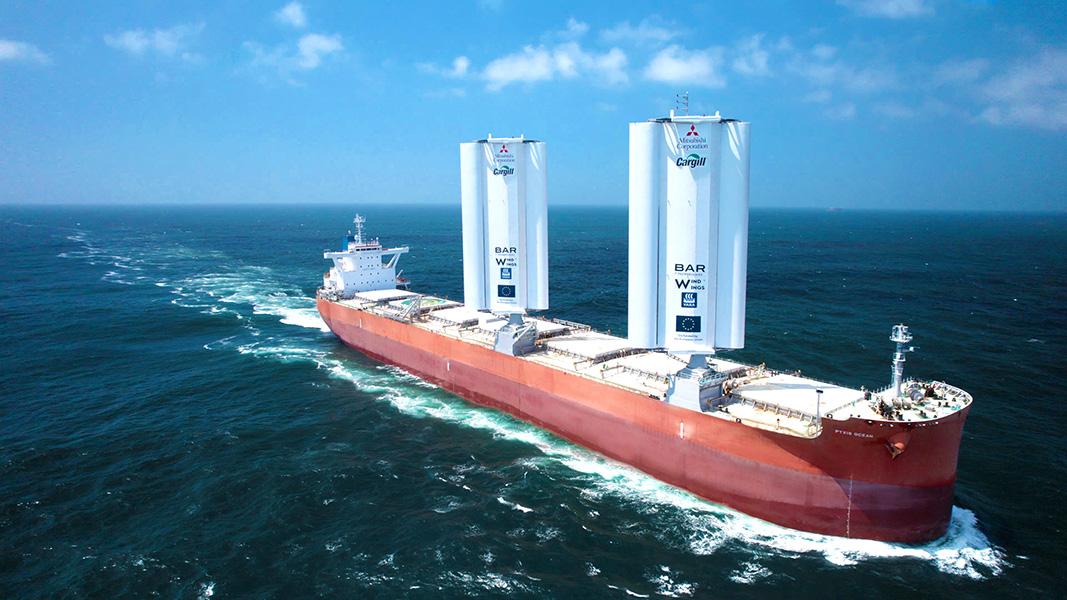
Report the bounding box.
[837,0,933,19]
[425,87,467,99]
[418,55,470,78]
[842,65,897,92]
[560,18,589,40]
[600,18,678,46]
[0,39,51,65]
[812,44,838,60]
[296,33,342,69]
[873,101,916,118]
[559,42,628,85]
[980,47,1067,131]
[244,33,344,83]
[644,45,726,88]
[824,102,857,119]
[804,89,833,103]
[732,34,770,77]
[595,48,629,85]
[933,58,990,86]
[104,23,205,62]
[274,2,308,28]
[482,43,627,91]
[483,46,555,90]
[789,51,897,93]
[449,56,471,77]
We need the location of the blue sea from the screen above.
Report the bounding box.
[2,205,1065,598]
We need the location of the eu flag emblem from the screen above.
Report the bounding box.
[676,315,701,333]
[498,285,516,298]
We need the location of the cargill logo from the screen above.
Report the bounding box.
[676,154,706,168]
[493,165,515,176]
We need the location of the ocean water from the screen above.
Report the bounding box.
[1,205,1064,599]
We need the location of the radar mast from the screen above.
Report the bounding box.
[890,324,916,398]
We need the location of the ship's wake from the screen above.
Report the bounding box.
[172,268,328,333]
[59,228,329,333]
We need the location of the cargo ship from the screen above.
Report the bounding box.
[316,115,972,543]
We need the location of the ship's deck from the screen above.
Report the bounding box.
[328,291,973,439]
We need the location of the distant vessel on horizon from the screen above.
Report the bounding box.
[315,114,972,543]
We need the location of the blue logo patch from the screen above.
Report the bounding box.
[498,285,516,298]
[681,292,697,308]
[500,267,512,280]
[676,315,701,333]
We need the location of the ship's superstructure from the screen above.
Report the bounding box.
[314,115,973,543]
[322,215,409,297]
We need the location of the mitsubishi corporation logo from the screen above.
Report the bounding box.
[677,123,708,151]
[494,142,516,165]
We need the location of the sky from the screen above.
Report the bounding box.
[1,0,1065,211]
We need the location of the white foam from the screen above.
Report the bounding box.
[159,266,332,337]
[688,503,1004,579]
[70,225,1000,581]
[728,561,771,584]
[102,271,134,285]
[302,350,1006,579]
[650,565,696,597]
[59,228,332,338]
[607,585,650,598]
[279,307,330,332]
[440,571,528,593]
[222,333,1007,580]
[497,497,533,513]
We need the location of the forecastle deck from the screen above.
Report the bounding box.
[317,288,973,543]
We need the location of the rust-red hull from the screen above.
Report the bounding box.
[318,298,969,543]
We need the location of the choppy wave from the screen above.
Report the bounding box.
[55,222,1007,582]
[217,316,1007,580]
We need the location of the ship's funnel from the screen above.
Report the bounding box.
[460,137,549,314]
[628,114,751,353]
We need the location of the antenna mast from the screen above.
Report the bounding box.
[352,214,366,245]
[675,92,690,116]
[890,324,916,398]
